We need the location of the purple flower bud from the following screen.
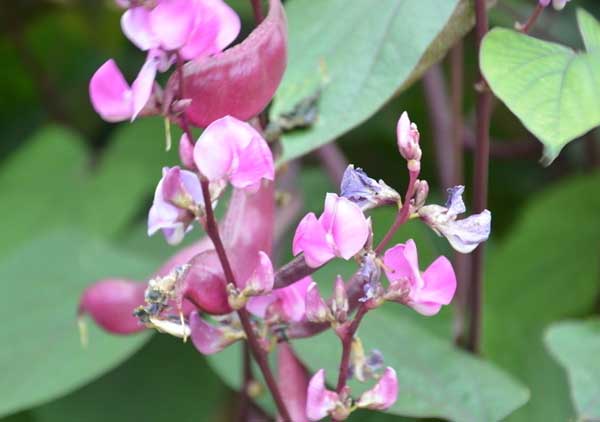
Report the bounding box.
[78,279,146,335]
[419,185,491,254]
[331,275,349,323]
[178,133,196,170]
[305,282,333,323]
[356,367,398,411]
[340,165,400,211]
[189,311,245,355]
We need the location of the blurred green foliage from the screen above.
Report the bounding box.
[1,1,600,421]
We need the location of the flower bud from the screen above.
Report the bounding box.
[78,279,146,335]
[242,251,275,296]
[305,282,333,323]
[396,111,422,163]
[189,311,245,355]
[356,367,398,411]
[331,275,349,323]
[413,179,429,209]
[340,165,400,211]
[178,133,196,170]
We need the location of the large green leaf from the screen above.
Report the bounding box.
[480,9,600,163]
[0,230,153,417]
[272,0,479,164]
[545,319,600,422]
[31,335,226,422]
[294,309,528,421]
[483,172,600,421]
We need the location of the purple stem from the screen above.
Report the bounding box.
[518,4,544,34]
[468,0,492,355]
[334,305,368,393]
[314,143,349,187]
[250,0,264,24]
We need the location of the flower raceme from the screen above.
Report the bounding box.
[89,0,240,122]
[383,239,457,316]
[293,193,370,268]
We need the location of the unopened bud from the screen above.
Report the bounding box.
[305,282,333,323]
[396,111,422,163]
[413,179,429,209]
[331,276,349,323]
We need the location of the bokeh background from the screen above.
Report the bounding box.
[1,1,599,421]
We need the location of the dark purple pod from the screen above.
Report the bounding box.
[168,0,287,127]
[78,279,146,334]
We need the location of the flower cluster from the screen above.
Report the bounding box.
[80,5,492,416]
[89,0,240,122]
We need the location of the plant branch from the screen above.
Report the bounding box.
[314,142,349,187]
[517,4,544,34]
[335,305,368,393]
[250,0,264,24]
[374,169,419,255]
[467,0,493,355]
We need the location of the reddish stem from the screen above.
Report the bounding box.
[250,0,265,24]
[175,56,291,421]
[518,4,544,34]
[467,0,492,355]
[374,169,419,255]
[335,305,368,393]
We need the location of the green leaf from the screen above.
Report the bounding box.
[483,172,600,421]
[545,319,600,422]
[0,230,153,417]
[273,0,479,164]
[30,335,226,422]
[294,309,529,421]
[577,8,600,52]
[480,21,600,163]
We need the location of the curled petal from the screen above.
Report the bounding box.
[340,165,399,210]
[193,116,237,181]
[89,59,133,122]
[168,0,287,127]
[276,276,312,322]
[293,213,334,268]
[305,282,331,323]
[243,251,274,294]
[78,279,145,334]
[383,240,420,285]
[230,133,275,191]
[441,210,491,254]
[356,367,398,410]
[179,133,196,169]
[189,311,242,354]
[131,53,158,120]
[444,185,466,216]
[306,369,339,421]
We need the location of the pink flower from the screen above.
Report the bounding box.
[383,239,456,316]
[189,311,245,354]
[192,115,274,191]
[293,193,370,268]
[246,276,313,323]
[356,367,398,410]
[148,166,205,245]
[121,0,240,60]
[396,111,421,166]
[89,57,157,122]
[306,370,345,421]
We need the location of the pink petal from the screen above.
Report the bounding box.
[305,282,330,323]
[189,311,241,354]
[277,343,309,422]
[179,133,196,169]
[306,369,339,421]
[420,256,457,306]
[396,111,411,151]
[356,367,398,410]
[149,0,196,51]
[193,116,237,181]
[78,279,146,334]
[243,251,274,293]
[205,0,242,51]
[276,276,313,322]
[383,240,421,284]
[326,194,369,260]
[230,131,275,191]
[89,59,133,122]
[131,53,157,120]
[121,6,157,51]
[167,0,287,127]
[293,213,335,268]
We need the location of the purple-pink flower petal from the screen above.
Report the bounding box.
[131,52,158,120]
[121,6,157,51]
[89,59,133,122]
[277,343,310,422]
[306,369,339,421]
[149,0,196,51]
[356,367,398,410]
[293,213,335,268]
[189,311,241,354]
